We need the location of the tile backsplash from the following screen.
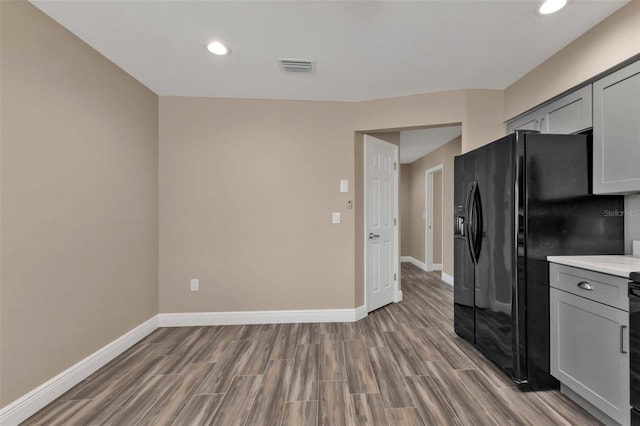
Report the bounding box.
[625,194,640,255]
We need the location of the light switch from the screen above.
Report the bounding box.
[190,279,199,291]
[340,180,349,193]
[332,212,341,224]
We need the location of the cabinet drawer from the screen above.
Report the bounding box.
[549,263,629,311]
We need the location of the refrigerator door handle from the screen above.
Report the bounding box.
[467,181,479,264]
[464,182,475,263]
[472,181,483,261]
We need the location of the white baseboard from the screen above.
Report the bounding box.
[432,263,442,271]
[400,256,428,271]
[158,305,367,327]
[441,272,454,286]
[355,305,368,321]
[0,316,159,426]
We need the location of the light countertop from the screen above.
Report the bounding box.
[547,255,640,278]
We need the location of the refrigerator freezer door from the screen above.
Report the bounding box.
[454,155,475,343]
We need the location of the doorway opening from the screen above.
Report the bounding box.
[356,125,462,316]
[425,165,444,272]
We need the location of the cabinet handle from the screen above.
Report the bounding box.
[621,325,627,354]
[577,281,593,291]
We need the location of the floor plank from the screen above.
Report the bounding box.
[287,343,320,402]
[351,393,389,426]
[210,375,263,426]
[367,346,414,408]
[281,401,318,426]
[404,375,463,425]
[21,400,92,426]
[171,394,224,426]
[536,390,603,426]
[195,339,253,394]
[317,380,352,426]
[102,374,178,425]
[385,407,425,426]
[136,362,215,425]
[424,361,496,426]
[382,329,428,376]
[245,359,293,426]
[343,340,379,394]
[319,341,347,381]
[456,368,531,425]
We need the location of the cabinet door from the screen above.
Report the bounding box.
[506,110,544,134]
[593,60,640,194]
[550,288,630,426]
[506,85,592,135]
[543,85,592,134]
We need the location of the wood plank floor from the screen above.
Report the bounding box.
[23,263,602,425]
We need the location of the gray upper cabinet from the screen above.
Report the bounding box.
[506,85,592,135]
[506,109,545,133]
[544,85,592,134]
[593,60,640,194]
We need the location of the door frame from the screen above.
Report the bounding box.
[364,135,401,312]
[425,164,444,272]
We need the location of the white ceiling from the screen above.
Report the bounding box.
[30,0,628,102]
[400,126,462,164]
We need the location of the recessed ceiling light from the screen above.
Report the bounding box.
[207,41,230,56]
[538,0,567,15]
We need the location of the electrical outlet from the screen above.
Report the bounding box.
[190,279,199,291]
[332,212,341,224]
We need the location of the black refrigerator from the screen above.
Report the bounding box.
[453,130,624,389]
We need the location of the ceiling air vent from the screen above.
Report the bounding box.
[278,58,315,73]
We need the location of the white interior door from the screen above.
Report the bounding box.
[365,135,398,312]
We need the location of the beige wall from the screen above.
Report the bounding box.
[354,89,503,153]
[504,0,640,121]
[400,164,411,257]
[354,133,365,307]
[159,97,356,312]
[463,89,506,153]
[0,1,159,407]
[401,137,461,276]
[432,171,442,265]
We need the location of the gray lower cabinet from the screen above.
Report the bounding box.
[506,85,592,135]
[550,264,630,426]
[593,60,640,194]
